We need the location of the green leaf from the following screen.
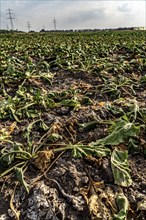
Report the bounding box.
[14,167,29,193]
[47,133,62,142]
[71,144,111,158]
[111,149,132,187]
[79,120,98,131]
[60,99,80,108]
[141,74,146,83]
[128,138,140,154]
[114,210,127,220]
[40,120,49,131]
[97,118,140,146]
[81,96,93,105]
[91,145,111,157]
[113,193,129,220]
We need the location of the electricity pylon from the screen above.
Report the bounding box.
[53,18,57,31]
[27,21,31,32]
[6,9,15,30]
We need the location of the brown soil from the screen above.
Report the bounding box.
[0,70,146,220]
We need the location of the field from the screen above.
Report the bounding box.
[0,30,146,219]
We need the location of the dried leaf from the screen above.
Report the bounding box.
[34,150,54,170]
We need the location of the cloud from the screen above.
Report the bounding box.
[68,9,105,23]
[117,3,131,12]
[59,2,107,29]
[1,0,145,31]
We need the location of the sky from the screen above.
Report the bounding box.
[0,0,146,31]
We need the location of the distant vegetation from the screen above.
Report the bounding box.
[0,26,145,34]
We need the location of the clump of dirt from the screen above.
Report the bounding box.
[0,152,146,220]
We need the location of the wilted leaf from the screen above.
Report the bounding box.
[60,99,80,108]
[97,118,140,146]
[128,138,140,154]
[111,149,132,187]
[81,96,93,105]
[79,121,98,131]
[72,144,111,158]
[47,133,62,142]
[113,193,129,220]
[14,167,29,193]
[141,74,146,83]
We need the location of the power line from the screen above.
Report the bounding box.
[27,21,31,32]
[6,8,15,30]
[53,18,57,31]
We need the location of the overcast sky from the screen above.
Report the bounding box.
[1,0,146,31]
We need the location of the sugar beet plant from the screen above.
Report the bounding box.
[0,31,146,202]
